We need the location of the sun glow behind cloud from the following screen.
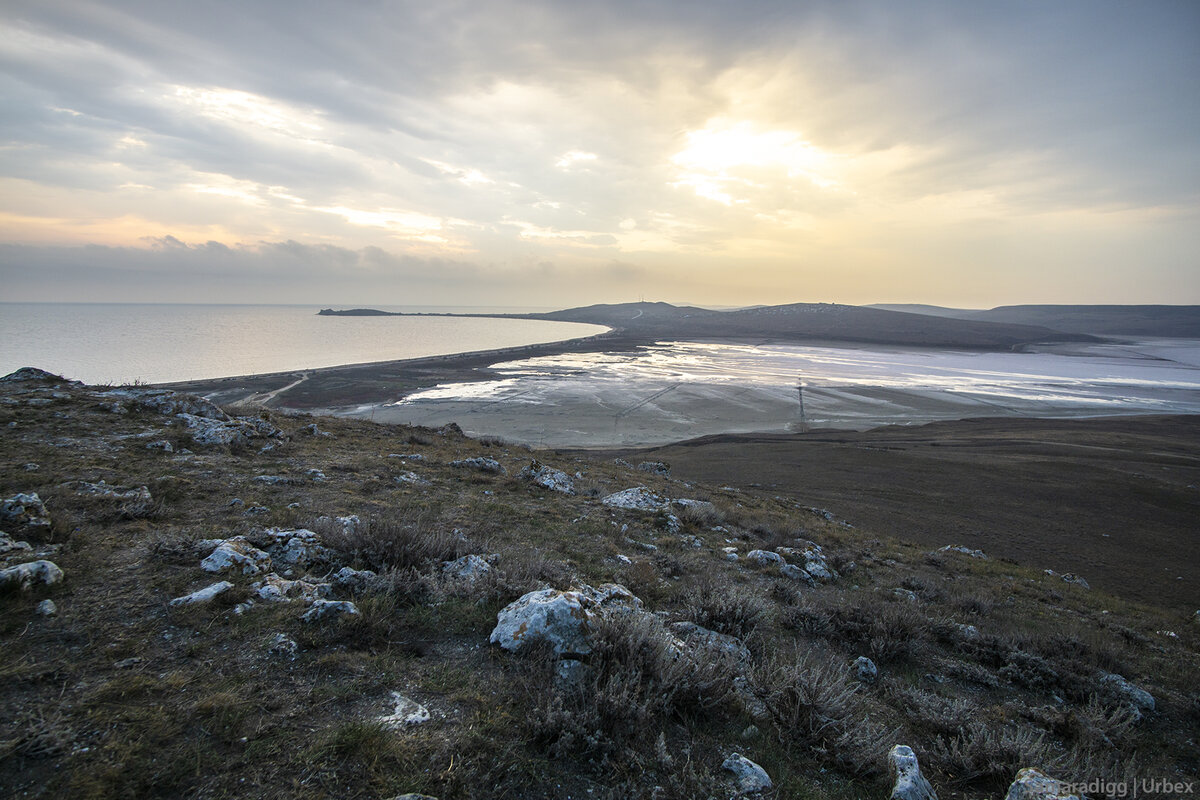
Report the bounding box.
[0,1,1195,305]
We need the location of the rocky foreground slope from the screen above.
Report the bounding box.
[0,368,1197,799]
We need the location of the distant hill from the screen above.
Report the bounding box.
[965,305,1200,337]
[866,303,984,318]
[528,301,1092,349]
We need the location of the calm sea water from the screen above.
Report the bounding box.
[0,303,606,385]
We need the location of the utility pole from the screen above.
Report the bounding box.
[797,373,807,430]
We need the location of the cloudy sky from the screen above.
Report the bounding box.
[1,0,1197,307]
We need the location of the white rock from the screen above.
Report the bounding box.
[745,549,784,566]
[1003,767,1080,800]
[892,588,919,603]
[378,692,430,728]
[0,560,63,590]
[301,598,359,621]
[0,532,33,555]
[1,493,51,528]
[268,632,298,656]
[854,656,878,684]
[252,573,331,603]
[721,752,772,794]
[330,566,377,591]
[146,440,174,452]
[201,537,272,576]
[441,554,493,583]
[601,487,666,512]
[395,471,430,487]
[1099,673,1155,715]
[72,481,153,502]
[780,563,814,584]
[449,457,505,474]
[35,599,57,616]
[889,745,937,800]
[939,544,988,559]
[518,460,576,494]
[670,621,751,665]
[490,589,595,654]
[169,581,234,606]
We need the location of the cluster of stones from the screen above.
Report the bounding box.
[738,540,839,586]
[888,745,1087,800]
[1,492,63,608]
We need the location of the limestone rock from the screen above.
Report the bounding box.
[98,387,227,419]
[449,457,505,474]
[201,537,272,576]
[301,598,359,622]
[71,481,152,502]
[1099,673,1155,717]
[939,544,989,559]
[252,573,331,603]
[1,493,51,528]
[518,460,575,494]
[780,563,815,585]
[670,621,751,665]
[1003,767,1080,800]
[892,588,919,603]
[1,367,75,384]
[378,692,430,728]
[441,554,493,583]
[268,633,298,656]
[395,471,430,487]
[169,581,234,606]
[302,423,331,436]
[0,559,64,590]
[721,752,772,794]
[145,439,174,452]
[745,549,784,566]
[601,486,666,512]
[0,531,33,556]
[854,656,878,684]
[490,583,641,656]
[1060,573,1089,589]
[330,566,377,592]
[176,413,281,447]
[636,461,670,476]
[888,745,937,800]
[35,599,57,616]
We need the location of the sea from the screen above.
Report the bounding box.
[0,303,606,385]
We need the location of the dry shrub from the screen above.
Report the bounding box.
[749,647,893,776]
[522,612,737,762]
[316,510,469,572]
[676,501,725,529]
[679,576,769,639]
[929,723,1067,786]
[785,595,930,664]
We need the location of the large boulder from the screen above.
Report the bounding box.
[889,745,937,800]
[95,387,227,419]
[490,583,642,656]
[0,560,64,590]
[1099,673,1155,718]
[201,537,272,576]
[721,752,772,794]
[518,461,575,494]
[175,413,281,447]
[1003,767,1081,800]
[601,487,666,512]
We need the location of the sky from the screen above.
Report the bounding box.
[1,0,1197,308]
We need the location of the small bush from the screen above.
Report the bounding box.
[317,510,469,572]
[521,613,736,762]
[929,723,1067,786]
[679,577,769,639]
[749,648,893,776]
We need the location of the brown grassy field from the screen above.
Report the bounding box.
[592,416,1200,613]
